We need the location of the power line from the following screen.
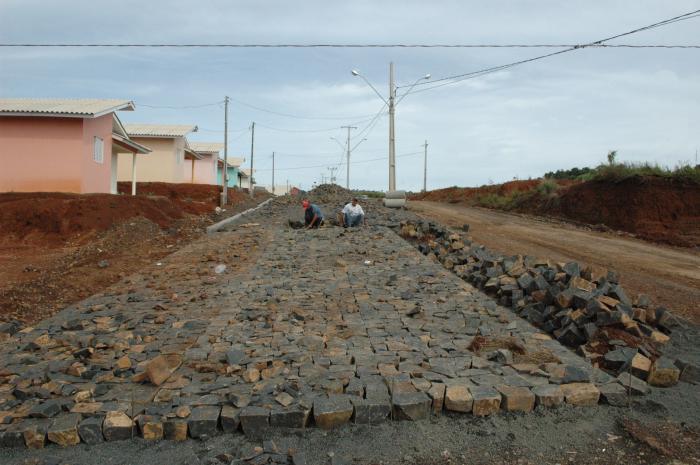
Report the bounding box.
[2,43,698,48]
[136,101,223,109]
[254,151,423,172]
[402,9,700,93]
[228,96,376,121]
[255,122,360,133]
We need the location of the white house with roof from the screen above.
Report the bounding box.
[116,124,199,184]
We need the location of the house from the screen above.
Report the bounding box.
[238,168,253,190]
[189,142,224,185]
[116,124,198,184]
[0,98,150,194]
[217,157,245,187]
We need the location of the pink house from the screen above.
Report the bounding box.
[0,98,151,194]
[189,142,224,185]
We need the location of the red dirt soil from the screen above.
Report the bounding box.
[412,179,548,203]
[0,185,268,324]
[412,176,700,247]
[535,176,700,247]
[0,192,186,246]
[117,182,249,215]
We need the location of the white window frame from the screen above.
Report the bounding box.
[93,136,104,164]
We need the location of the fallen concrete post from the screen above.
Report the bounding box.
[206,198,274,234]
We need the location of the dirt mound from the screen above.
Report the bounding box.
[117,182,243,215]
[538,176,700,247]
[0,192,187,246]
[411,179,542,203]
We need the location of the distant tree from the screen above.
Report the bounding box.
[607,150,618,165]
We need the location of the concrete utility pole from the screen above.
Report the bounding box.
[341,125,357,189]
[327,166,338,184]
[271,151,275,195]
[423,140,428,192]
[388,62,396,191]
[221,96,230,207]
[249,122,255,198]
[286,179,289,194]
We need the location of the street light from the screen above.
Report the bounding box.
[352,63,430,191]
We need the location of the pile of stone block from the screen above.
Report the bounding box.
[398,220,689,388]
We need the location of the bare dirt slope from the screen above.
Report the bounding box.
[409,201,700,325]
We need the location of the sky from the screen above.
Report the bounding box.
[1,0,699,191]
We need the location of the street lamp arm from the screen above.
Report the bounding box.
[356,73,388,106]
[395,74,431,106]
[350,137,367,152]
[330,137,346,151]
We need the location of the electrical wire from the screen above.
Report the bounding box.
[136,101,224,109]
[401,9,700,93]
[2,43,698,48]
[254,150,423,172]
[228,97,377,120]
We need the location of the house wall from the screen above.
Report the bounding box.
[117,137,184,183]
[192,154,218,184]
[81,114,114,193]
[217,166,240,187]
[0,116,113,193]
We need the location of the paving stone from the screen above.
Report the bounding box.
[163,419,188,441]
[560,383,600,406]
[496,385,535,412]
[270,406,310,428]
[444,385,473,413]
[647,357,680,387]
[313,395,353,429]
[0,425,25,448]
[220,405,240,433]
[616,372,650,396]
[137,414,164,440]
[28,399,62,419]
[531,384,564,407]
[47,413,81,447]
[391,391,431,421]
[20,419,48,449]
[469,386,501,416]
[598,383,628,406]
[427,383,446,414]
[351,397,391,424]
[188,406,220,438]
[78,416,104,445]
[103,411,135,441]
[240,406,270,438]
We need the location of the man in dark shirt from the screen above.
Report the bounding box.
[303,200,324,229]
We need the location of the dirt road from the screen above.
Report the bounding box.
[410,201,700,324]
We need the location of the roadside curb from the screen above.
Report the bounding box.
[206,198,274,234]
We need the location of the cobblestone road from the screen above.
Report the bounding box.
[1,209,604,450]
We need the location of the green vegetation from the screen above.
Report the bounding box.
[544,167,594,180]
[474,189,534,211]
[592,162,700,183]
[354,190,385,198]
[536,179,559,195]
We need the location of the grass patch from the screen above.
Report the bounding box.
[590,162,700,183]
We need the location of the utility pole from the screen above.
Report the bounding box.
[271,151,275,195]
[221,96,229,207]
[423,140,428,192]
[341,125,357,189]
[286,179,289,195]
[388,61,396,191]
[249,122,255,198]
[327,166,338,184]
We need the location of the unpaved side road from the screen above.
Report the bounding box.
[409,201,700,325]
